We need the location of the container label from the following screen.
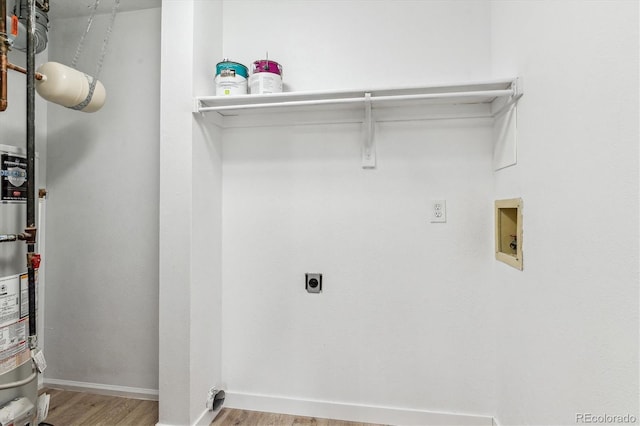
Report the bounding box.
[249,73,283,94]
[215,75,248,96]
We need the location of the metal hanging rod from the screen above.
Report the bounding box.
[371,89,514,103]
[198,96,362,112]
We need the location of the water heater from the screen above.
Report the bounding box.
[0,145,39,424]
[0,397,34,426]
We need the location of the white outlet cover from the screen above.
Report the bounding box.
[430,200,446,223]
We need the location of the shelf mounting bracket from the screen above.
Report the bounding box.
[362,92,375,169]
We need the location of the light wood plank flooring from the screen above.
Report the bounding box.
[212,408,384,426]
[41,388,384,425]
[42,388,158,425]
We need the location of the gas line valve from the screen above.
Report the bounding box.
[28,252,41,270]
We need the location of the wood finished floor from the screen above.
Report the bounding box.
[212,408,384,426]
[42,388,158,425]
[41,388,385,426]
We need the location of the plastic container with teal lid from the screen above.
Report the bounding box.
[215,59,248,96]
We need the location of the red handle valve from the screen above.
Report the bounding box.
[31,254,41,270]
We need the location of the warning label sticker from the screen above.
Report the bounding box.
[0,318,30,375]
[0,274,30,375]
[20,273,29,319]
[0,274,20,327]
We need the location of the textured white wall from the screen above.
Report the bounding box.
[222,121,496,415]
[221,0,491,92]
[491,1,639,425]
[44,8,161,391]
[220,1,496,416]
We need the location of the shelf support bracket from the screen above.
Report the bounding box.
[362,92,375,169]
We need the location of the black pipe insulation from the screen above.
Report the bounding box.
[26,0,36,342]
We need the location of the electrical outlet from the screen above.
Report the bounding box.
[305,273,322,293]
[430,200,446,223]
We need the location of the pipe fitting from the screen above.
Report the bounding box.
[23,226,37,244]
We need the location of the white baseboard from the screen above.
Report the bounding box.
[192,406,223,426]
[225,391,494,426]
[42,378,159,401]
[41,382,495,426]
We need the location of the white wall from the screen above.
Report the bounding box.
[222,0,491,92]
[490,1,639,425]
[158,1,193,421]
[44,8,161,392]
[220,0,497,418]
[190,0,224,423]
[158,1,224,424]
[222,121,496,416]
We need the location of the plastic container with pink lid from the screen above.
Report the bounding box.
[249,59,283,94]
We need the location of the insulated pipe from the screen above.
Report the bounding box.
[0,232,31,242]
[26,0,36,343]
[0,0,8,111]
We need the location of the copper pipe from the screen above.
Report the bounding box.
[0,55,7,111]
[7,62,44,80]
[0,0,8,111]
